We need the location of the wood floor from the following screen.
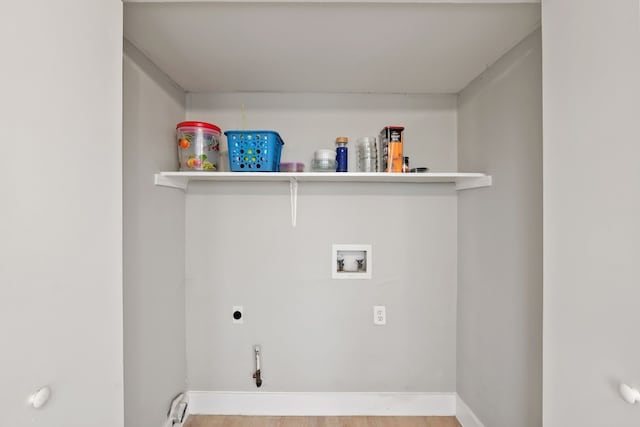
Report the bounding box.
[183,415,462,427]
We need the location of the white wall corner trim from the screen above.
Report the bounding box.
[186,392,456,416]
[455,394,486,427]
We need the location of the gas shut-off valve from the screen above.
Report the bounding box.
[253,345,262,388]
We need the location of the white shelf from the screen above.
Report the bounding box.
[154,171,492,191]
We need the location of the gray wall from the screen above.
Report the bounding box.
[186,183,457,392]
[457,31,542,426]
[123,41,187,427]
[184,93,459,392]
[0,1,124,425]
[187,92,458,173]
[543,1,640,425]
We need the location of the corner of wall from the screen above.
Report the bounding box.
[124,38,186,108]
[456,394,486,427]
[455,28,542,427]
[123,39,188,427]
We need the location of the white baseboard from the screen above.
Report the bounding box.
[455,394,485,427]
[186,391,456,416]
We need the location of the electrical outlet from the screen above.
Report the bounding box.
[373,305,386,325]
[232,306,243,324]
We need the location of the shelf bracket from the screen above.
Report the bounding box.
[289,177,298,228]
[456,175,492,191]
[154,174,188,191]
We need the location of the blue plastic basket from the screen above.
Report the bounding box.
[225,130,284,172]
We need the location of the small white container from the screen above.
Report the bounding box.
[314,149,335,160]
[312,149,337,172]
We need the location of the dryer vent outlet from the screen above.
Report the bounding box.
[232,306,243,324]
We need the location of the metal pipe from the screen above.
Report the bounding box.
[253,345,262,388]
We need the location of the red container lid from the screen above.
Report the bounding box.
[176,121,221,133]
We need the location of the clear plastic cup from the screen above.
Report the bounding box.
[356,136,378,172]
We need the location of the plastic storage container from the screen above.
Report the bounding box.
[225,130,284,172]
[176,121,221,171]
[311,149,337,172]
[279,162,305,172]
